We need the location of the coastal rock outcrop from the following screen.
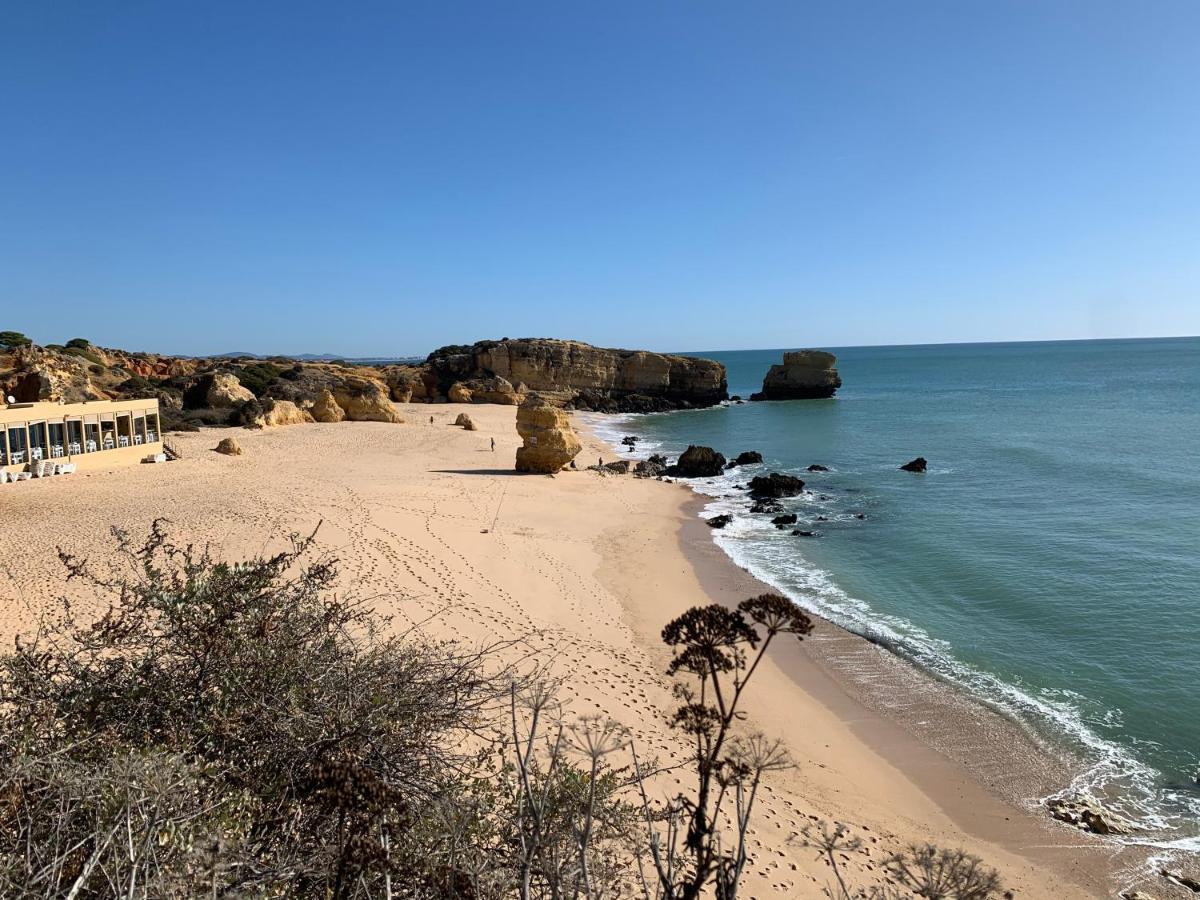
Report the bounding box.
[707,514,733,529]
[331,378,403,423]
[669,446,727,478]
[1,346,104,403]
[514,394,582,474]
[748,473,806,498]
[199,372,256,409]
[634,455,668,478]
[214,437,243,456]
[1045,795,1133,836]
[806,464,829,472]
[310,389,346,423]
[256,399,313,427]
[448,382,473,403]
[426,338,727,412]
[726,450,763,469]
[900,457,928,473]
[454,412,477,431]
[771,514,798,526]
[750,350,841,401]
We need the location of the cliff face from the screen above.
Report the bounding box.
[426,339,727,412]
[751,350,841,401]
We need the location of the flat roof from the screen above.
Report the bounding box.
[0,397,159,421]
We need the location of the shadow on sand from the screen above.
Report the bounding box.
[429,468,536,477]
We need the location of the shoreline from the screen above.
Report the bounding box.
[0,406,1181,897]
[577,417,1173,897]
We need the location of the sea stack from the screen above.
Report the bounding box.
[750,350,841,400]
[514,394,582,473]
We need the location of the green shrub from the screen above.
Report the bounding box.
[65,337,91,349]
[236,362,285,397]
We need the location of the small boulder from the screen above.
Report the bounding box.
[771,514,798,526]
[707,514,733,529]
[792,529,817,537]
[603,459,631,474]
[671,445,727,477]
[748,473,806,498]
[900,457,928,473]
[726,450,763,469]
[454,412,477,430]
[806,464,829,472]
[214,437,242,456]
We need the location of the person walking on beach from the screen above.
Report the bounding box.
[429,415,434,425]
[490,437,495,452]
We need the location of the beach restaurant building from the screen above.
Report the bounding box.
[0,398,163,476]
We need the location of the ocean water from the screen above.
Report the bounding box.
[589,337,1200,850]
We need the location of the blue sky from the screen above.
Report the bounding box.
[2,1,1198,356]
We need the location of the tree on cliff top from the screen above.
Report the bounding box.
[0,330,32,349]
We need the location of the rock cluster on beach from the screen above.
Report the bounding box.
[514,394,582,473]
[750,350,841,401]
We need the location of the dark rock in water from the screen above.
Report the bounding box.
[791,530,817,537]
[621,435,639,451]
[806,463,829,472]
[748,472,806,498]
[729,394,742,402]
[669,445,727,477]
[726,450,763,469]
[707,514,733,529]
[816,515,828,521]
[749,499,781,514]
[755,350,841,400]
[855,513,866,519]
[900,457,928,473]
[771,514,798,526]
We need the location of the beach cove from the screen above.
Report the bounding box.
[0,403,1149,897]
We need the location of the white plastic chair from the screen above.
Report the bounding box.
[134,434,143,445]
[87,440,97,452]
[30,447,43,461]
[11,451,24,464]
[69,442,81,454]
[147,431,158,442]
[118,436,129,448]
[51,445,64,458]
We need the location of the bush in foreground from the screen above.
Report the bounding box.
[0,525,1005,899]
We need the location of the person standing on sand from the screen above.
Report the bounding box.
[490,437,495,452]
[429,415,433,425]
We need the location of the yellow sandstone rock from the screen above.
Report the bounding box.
[514,394,581,473]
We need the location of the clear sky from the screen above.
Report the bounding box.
[2,1,1198,357]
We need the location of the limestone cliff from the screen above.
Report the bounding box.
[425,338,727,411]
[750,350,841,401]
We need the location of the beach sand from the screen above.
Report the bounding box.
[0,404,1148,897]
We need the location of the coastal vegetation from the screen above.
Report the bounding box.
[0,525,1005,899]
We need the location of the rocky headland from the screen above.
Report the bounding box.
[0,336,728,433]
[750,349,841,400]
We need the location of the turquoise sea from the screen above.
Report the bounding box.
[590,337,1199,850]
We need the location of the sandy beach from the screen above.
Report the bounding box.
[0,405,1138,897]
